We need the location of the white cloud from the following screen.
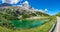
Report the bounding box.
[45,9,48,11]
[2,0,23,4]
[23,1,29,4]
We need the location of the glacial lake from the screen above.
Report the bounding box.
[11,19,50,29]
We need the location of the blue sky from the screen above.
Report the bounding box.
[0,0,60,15]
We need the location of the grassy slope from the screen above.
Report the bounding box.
[0,7,56,32]
[0,16,56,32]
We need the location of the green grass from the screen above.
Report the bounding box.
[0,16,56,32]
[0,6,57,32]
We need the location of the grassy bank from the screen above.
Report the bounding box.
[0,16,56,32]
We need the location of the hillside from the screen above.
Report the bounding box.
[0,7,49,19]
[0,6,49,19]
[0,6,51,32]
[0,0,58,32]
[55,12,60,17]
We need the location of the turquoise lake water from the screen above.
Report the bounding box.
[11,19,49,29]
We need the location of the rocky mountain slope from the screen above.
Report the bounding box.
[0,6,49,19]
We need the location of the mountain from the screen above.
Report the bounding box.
[0,1,49,19]
[0,3,12,7]
[0,6,49,19]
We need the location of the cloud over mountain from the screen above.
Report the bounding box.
[2,0,22,4]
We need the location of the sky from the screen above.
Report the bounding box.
[0,0,60,15]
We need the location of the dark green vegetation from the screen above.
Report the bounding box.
[0,7,49,19]
[55,12,60,17]
[36,11,49,16]
[0,16,56,32]
[0,7,50,30]
[0,6,56,32]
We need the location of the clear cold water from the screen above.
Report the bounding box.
[11,19,49,29]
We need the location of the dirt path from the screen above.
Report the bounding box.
[26,16,48,20]
[54,16,60,32]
